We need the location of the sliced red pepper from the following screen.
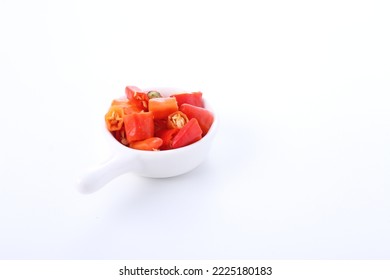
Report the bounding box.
[148,97,178,119]
[171,92,204,108]
[129,137,163,151]
[113,126,129,146]
[123,111,154,142]
[125,85,149,112]
[167,111,189,129]
[179,104,214,136]
[154,118,168,133]
[105,105,124,131]
[155,128,180,150]
[111,97,140,115]
[171,118,203,149]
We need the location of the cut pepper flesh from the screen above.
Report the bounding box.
[105,106,124,131]
[105,86,214,151]
[180,103,214,136]
[171,118,203,149]
[129,137,163,151]
[167,111,189,129]
[155,128,180,150]
[125,86,149,112]
[171,92,204,108]
[124,112,154,142]
[148,97,178,119]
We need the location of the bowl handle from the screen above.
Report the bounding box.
[77,155,136,194]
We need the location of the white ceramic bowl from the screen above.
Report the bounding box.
[78,87,218,194]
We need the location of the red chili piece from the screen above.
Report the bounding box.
[129,137,163,151]
[155,128,180,150]
[124,112,154,142]
[148,97,178,119]
[179,104,214,136]
[171,92,204,108]
[171,118,203,149]
[125,86,149,112]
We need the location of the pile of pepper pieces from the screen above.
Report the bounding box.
[105,86,214,151]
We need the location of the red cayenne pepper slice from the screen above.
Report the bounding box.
[155,128,180,150]
[123,111,154,142]
[125,85,149,112]
[148,97,178,119]
[105,105,124,131]
[171,92,204,108]
[167,111,189,129]
[171,118,203,149]
[129,137,163,151]
[180,103,214,136]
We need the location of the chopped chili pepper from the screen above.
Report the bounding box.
[125,86,149,112]
[113,126,129,146]
[111,98,140,115]
[171,92,204,108]
[155,128,180,150]
[123,111,154,142]
[154,118,168,133]
[148,97,178,119]
[129,137,163,151]
[171,118,203,149]
[105,105,124,131]
[107,86,214,151]
[167,111,189,129]
[180,103,214,136]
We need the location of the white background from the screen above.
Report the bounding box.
[0,0,389,259]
